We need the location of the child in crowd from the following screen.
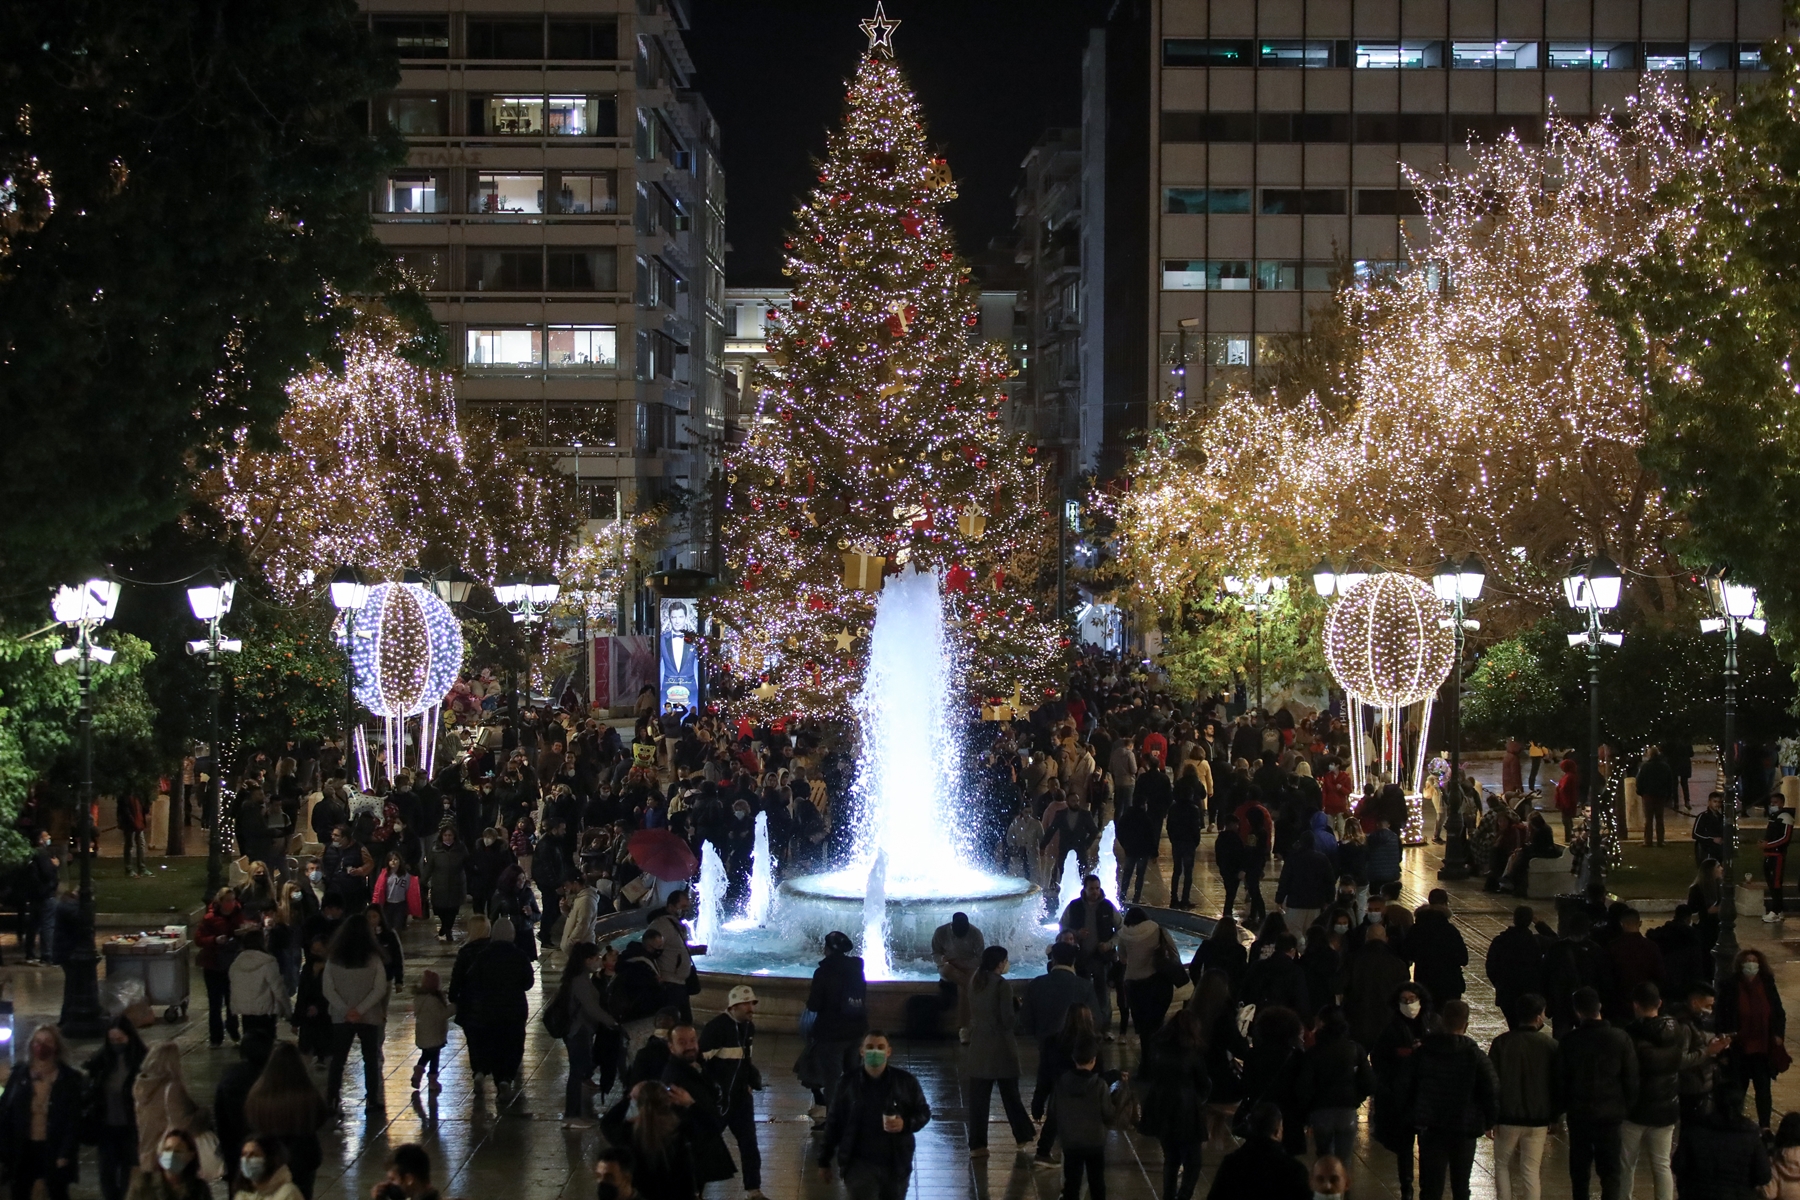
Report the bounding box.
[410,969,453,1093]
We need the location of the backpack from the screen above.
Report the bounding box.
[542,981,573,1039]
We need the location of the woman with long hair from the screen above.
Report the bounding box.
[555,942,611,1127]
[131,1041,200,1173]
[599,1081,695,1200]
[1188,915,1248,994]
[243,1043,327,1200]
[230,1135,302,1200]
[0,1026,83,1200]
[1186,969,1246,1148]
[964,945,1036,1153]
[1719,947,1787,1133]
[1242,1005,1306,1155]
[1145,1008,1211,1200]
[82,1016,147,1200]
[322,914,390,1108]
[1031,1003,1097,1165]
[124,1129,209,1200]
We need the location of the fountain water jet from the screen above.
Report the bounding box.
[695,843,728,949]
[745,812,774,925]
[861,852,891,980]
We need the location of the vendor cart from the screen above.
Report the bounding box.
[102,935,191,1023]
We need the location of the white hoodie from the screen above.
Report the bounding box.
[228,948,291,1018]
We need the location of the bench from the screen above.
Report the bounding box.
[1527,854,1573,898]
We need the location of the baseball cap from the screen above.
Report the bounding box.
[727,985,758,1007]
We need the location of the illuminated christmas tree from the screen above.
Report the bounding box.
[716,15,1061,720]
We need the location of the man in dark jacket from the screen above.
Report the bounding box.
[1603,907,1665,1023]
[1241,934,1310,1018]
[1204,1101,1309,1200]
[700,986,762,1197]
[1165,787,1204,909]
[1212,815,1249,920]
[1407,894,1470,1003]
[817,1032,931,1200]
[1114,803,1158,904]
[1558,986,1639,1200]
[1622,983,1686,1200]
[1648,906,1707,1001]
[1671,1094,1773,1200]
[1634,744,1677,847]
[1544,914,1613,1037]
[1673,982,1731,1120]
[662,1024,737,1190]
[1406,999,1499,1200]
[802,932,868,1117]
[1275,836,1335,933]
[1485,906,1550,1026]
[1019,942,1095,1148]
[1488,993,1559,1200]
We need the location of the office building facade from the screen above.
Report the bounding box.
[359,0,727,572]
[1098,0,1780,472]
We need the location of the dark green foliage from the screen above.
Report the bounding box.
[0,0,422,599]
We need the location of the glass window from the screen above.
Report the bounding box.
[1161,260,1251,291]
[467,19,543,59]
[1205,335,1252,367]
[1642,42,1690,70]
[466,249,542,291]
[1162,187,1250,214]
[1258,40,1347,68]
[546,248,619,291]
[476,96,545,135]
[547,326,618,368]
[1739,42,1769,70]
[389,247,447,289]
[1354,41,1443,68]
[377,171,448,214]
[1547,42,1633,69]
[552,171,619,214]
[470,173,545,214]
[370,17,449,59]
[548,19,618,60]
[1452,115,1543,144]
[546,403,619,448]
[1357,188,1426,215]
[543,95,617,136]
[1260,188,1346,215]
[1162,112,1256,142]
[1256,261,1334,290]
[466,328,543,367]
[1352,260,1443,289]
[1355,113,1448,142]
[376,94,447,135]
[1450,41,1540,69]
[1162,39,1254,67]
[1257,113,1352,143]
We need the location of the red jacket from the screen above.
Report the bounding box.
[194,902,246,971]
[1321,770,1353,815]
[1554,759,1582,814]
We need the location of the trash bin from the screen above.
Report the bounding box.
[102,935,191,1023]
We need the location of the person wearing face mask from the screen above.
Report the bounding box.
[1673,983,1732,1122]
[591,1147,638,1200]
[1309,1155,1351,1200]
[0,1025,81,1200]
[817,1032,931,1200]
[1372,983,1433,1200]
[1718,948,1787,1135]
[81,1017,147,1200]
[125,1131,209,1200]
[320,826,374,913]
[466,826,513,918]
[231,1137,302,1200]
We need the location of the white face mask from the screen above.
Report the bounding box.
[1400,1000,1422,1019]
[1744,962,1762,979]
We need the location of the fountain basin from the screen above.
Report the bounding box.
[778,871,1043,964]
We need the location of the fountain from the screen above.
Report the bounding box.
[745,811,774,925]
[691,566,1044,982]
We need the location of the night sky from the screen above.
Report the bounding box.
[684,0,1110,287]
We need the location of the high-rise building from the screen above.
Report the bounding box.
[359,0,727,573]
[1011,128,1086,493]
[1092,0,1780,474]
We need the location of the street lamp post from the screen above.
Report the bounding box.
[1561,554,1625,896]
[1222,574,1286,712]
[495,574,561,716]
[329,566,370,779]
[1702,565,1765,993]
[1433,555,1486,879]
[186,572,242,899]
[50,578,122,1036]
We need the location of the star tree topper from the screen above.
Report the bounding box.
[860,2,900,57]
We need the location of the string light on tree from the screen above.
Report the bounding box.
[713,19,1060,720]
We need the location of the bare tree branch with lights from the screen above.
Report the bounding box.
[1108,85,1708,643]
[713,41,1062,720]
[199,306,581,598]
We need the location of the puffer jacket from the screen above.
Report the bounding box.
[1674,1009,1721,1099]
[1625,1014,1688,1127]
[228,948,290,1018]
[1407,1031,1498,1135]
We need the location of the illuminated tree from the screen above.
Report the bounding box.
[201,307,581,598]
[1108,87,1705,640]
[714,39,1061,719]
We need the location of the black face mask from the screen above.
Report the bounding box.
[596,1183,620,1200]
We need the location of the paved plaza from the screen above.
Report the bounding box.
[9,777,1795,1200]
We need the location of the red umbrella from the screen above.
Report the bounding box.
[628,828,697,880]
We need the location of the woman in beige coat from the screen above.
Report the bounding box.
[131,1043,201,1171]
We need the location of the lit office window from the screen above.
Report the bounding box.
[466,329,543,368]
[1354,41,1443,68]
[1547,42,1633,69]
[1450,41,1540,69]
[1161,260,1251,291]
[1256,261,1335,291]
[470,173,545,215]
[1642,42,1689,70]
[379,172,448,214]
[376,94,447,135]
[1258,40,1345,68]
[369,18,449,59]
[1162,187,1251,214]
[547,327,618,368]
[552,172,620,214]
[1206,335,1252,367]
[1162,39,1254,67]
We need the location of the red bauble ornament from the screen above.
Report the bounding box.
[945,564,974,594]
[965,315,979,327]
[900,214,923,237]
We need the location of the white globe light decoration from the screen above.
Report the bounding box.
[1323,572,1455,844]
[342,582,464,780]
